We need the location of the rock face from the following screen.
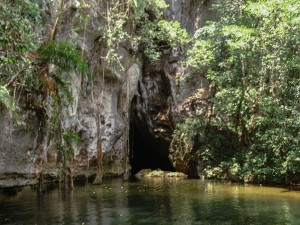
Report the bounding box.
[168,89,212,177]
[130,0,216,177]
[0,110,41,187]
[130,57,177,174]
[165,0,216,34]
[0,0,216,187]
[0,0,140,187]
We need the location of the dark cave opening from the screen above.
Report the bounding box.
[129,97,175,175]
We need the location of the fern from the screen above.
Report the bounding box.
[56,130,82,167]
[62,130,82,145]
[52,75,74,103]
[0,85,16,112]
[36,40,89,104]
[36,41,88,74]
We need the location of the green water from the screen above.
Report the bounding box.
[1,178,300,225]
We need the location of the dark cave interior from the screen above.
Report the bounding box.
[129,98,175,175]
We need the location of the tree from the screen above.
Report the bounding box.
[0,0,40,113]
[185,0,300,184]
[0,0,89,190]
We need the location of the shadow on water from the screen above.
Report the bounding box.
[1,186,24,196]
[1,178,300,224]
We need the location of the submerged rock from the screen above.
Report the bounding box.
[135,169,187,178]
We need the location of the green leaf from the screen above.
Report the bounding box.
[0,85,15,112]
[36,41,89,74]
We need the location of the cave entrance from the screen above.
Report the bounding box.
[129,97,175,175]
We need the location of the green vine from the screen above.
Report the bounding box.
[57,129,82,168]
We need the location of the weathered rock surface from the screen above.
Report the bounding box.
[0,0,217,187]
[0,0,140,187]
[130,56,177,174]
[165,0,216,34]
[0,110,41,187]
[131,0,216,177]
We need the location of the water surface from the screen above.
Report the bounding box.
[1,178,300,224]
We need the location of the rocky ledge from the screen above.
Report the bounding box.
[135,169,187,178]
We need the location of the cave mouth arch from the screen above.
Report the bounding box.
[129,97,175,175]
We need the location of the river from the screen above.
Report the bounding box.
[1,178,300,224]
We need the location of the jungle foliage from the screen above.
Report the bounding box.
[180,0,300,184]
[0,0,40,112]
[0,0,87,173]
[0,0,88,111]
[0,0,187,172]
[1,0,299,185]
[0,0,187,114]
[100,0,188,71]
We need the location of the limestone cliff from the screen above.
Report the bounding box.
[0,0,216,187]
[0,0,140,187]
[131,0,216,177]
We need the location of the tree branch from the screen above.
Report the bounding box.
[50,0,65,40]
[4,65,30,88]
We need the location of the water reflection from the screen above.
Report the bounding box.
[1,179,300,224]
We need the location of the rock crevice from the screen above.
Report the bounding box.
[0,0,217,187]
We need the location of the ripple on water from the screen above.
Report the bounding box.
[1,179,300,224]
